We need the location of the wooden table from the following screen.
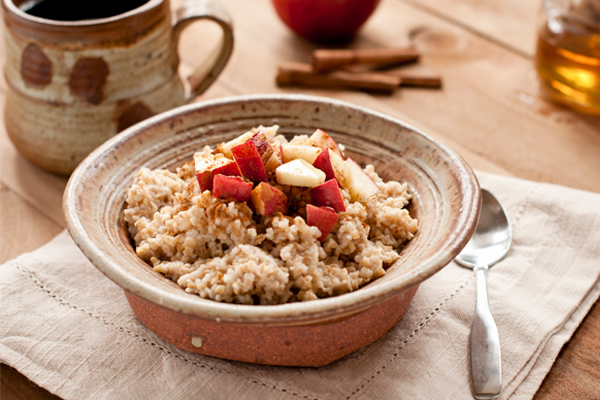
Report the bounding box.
[1,0,599,398]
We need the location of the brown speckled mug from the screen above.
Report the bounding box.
[2,0,234,174]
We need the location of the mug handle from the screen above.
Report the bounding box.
[172,0,234,100]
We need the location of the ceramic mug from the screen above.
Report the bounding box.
[2,0,234,174]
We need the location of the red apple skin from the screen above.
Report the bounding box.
[212,160,240,177]
[195,154,234,192]
[279,143,284,163]
[250,182,288,216]
[249,131,274,165]
[309,179,346,212]
[271,0,381,43]
[197,160,241,192]
[312,148,336,182]
[213,175,253,203]
[306,204,338,241]
[196,171,214,192]
[231,141,268,182]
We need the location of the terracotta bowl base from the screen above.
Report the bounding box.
[125,285,419,367]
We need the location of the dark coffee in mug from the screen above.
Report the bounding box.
[19,0,149,21]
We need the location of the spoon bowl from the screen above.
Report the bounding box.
[455,189,511,400]
[456,189,511,269]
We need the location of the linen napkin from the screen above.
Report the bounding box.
[2,171,600,400]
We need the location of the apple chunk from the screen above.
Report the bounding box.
[263,152,282,173]
[280,143,321,164]
[216,131,253,159]
[312,148,336,182]
[344,158,380,202]
[212,160,240,177]
[249,131,274,165]
[212,174,253,202]
[250,182,288,216]
[309,179,346,212]
[308,129,343,157]
[329,150,350,187]
[194,153,233,192]
[275,159,326,187]
[306,205,338,241]
[231,141,268,182]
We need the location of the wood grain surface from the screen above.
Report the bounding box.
[1,0,600,398]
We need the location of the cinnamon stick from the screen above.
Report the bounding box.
[381,71,443,88]
[276,62,401,94]
[311,48,420,73]
[399,75,442,88]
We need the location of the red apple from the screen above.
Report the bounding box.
[212,160,240,177]
[312,148,336,182]
[309,179,346,212]
[271,0,381,43]
[250,182,288,216]
[231,141,268,182]
[306,204,338,241]
[194,153,234,192]
[212,174,253,202]
[196,170,213,193]
[308,129,343,157]
[249,131,274,165]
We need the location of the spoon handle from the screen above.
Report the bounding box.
[470,264,502,399]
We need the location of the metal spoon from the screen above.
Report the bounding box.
[455,189,511,399]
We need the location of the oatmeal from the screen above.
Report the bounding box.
[124,126,418,304]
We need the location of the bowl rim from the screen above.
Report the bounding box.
[63,93,480,325]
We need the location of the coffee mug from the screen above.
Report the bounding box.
[2,0,234,174]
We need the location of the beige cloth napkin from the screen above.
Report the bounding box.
[2,171,600,400]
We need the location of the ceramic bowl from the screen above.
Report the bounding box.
[63,94,481,367]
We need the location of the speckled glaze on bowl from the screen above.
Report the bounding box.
[63,94,481,367]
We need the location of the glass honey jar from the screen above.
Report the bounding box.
[535,0,600,115]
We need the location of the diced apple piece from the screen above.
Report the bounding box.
[216,131,253,158]
[213,174,253,202]
[264,151,282,173]
[280,143,321,164]
[275,159,326,187]
[194,153,232,192]
[344,158,380,202]
[249,131,274,165]
[250,182,288,216]
[231,141,268,182]
[306,205,338,241]
[212,160,240,177]
[312,148,336,182]
[329,150,350,187]
[309,179,346,212]
[308,129,343,157]
[253,124,279,139]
